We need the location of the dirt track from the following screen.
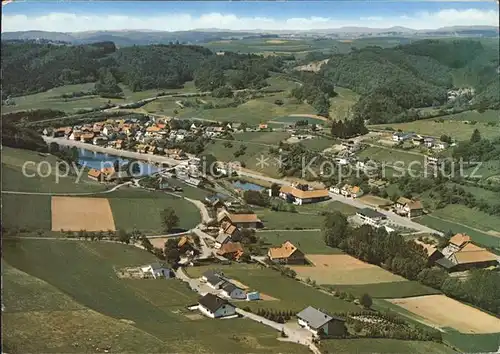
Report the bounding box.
[389,294,500,334]
[51,196,116,231]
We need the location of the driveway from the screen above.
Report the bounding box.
[236,308,321,354]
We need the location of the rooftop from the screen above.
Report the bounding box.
[280,185,329,200]
[297,306,344,329]
[198,293,231,313]
[357,208,386,220]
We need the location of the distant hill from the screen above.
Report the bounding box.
[1,30,267,46]
[1,26,498,46]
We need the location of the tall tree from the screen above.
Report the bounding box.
[161,207,179,233]
[470,128,482,143]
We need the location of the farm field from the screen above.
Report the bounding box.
[415,215,499,249]
[2,239,307,354]
[1,148,201,233]
[319,338,456,354]
[369,112,500,141]
[185,263,360,313]
[1,81,199,114]
[359,195,393,207]
[231,131,290,145]
[270,114,327,125]
[297,200,359,216]
[297,136,338,152]
[51,196,116,232]
[291,254,406,285]
[388,295,500,334]
[258,230,343,255]
[330,281,441,299]
[183,92,316,125]
[107,192,201,233]
[357,146,425,168]
[256,209,325,230]
[2,194,52,231]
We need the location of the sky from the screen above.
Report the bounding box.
[2,1,499,32]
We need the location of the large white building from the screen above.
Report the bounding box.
[197,293,236,319]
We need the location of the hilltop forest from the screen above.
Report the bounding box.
[1,40,287,100]
[319,39,499,123]
[3,38,498,124]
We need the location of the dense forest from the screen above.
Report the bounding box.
[1,41,116,99]
[193,52,285,91]
[2,41,286,100]
[319,40,499,123]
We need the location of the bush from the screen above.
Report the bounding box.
[360,293,373,309]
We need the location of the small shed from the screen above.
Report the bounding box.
[140,263,172,279]
[246,291,260,301]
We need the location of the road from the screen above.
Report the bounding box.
[44,137,186,166]
[236,308,321,354]
[1,181,132,196]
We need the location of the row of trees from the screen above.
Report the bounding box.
[330,116,368,139]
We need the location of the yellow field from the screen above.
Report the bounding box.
[292,254,405,285]
[266,40,288,44]
[389,295,500,334]
[51,197,116,231]
[359,195,393,207]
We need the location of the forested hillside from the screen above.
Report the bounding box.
[1,41,117,99]
[112,44,212,91]
[319,39,499,123]
[2,41,287,100]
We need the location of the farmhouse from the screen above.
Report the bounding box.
[268,241,306,265]
[340,184,364,198]
[356,208,387,227]
[140,263,173,279]
[197,293,236,319]
[202,270,226,289]
[437,234,498,272]
[395,197,424,218]
[297,306,347,337]
[279,184,330,205]
[217,211,261,229]
[216,242,244,261]
[414,240,444,265]
[392,132,414,142]
[221,282,246,300]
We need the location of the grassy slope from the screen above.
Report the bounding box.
[2,240,307,354]
[1,81,198,114]
[415,215,499,249]
[185,263,360,314]
[369,111,500,141]
[431,204,500,234]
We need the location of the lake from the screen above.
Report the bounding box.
[77,148,158,176]
[232,180,265,191]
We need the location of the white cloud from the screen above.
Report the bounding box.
[1,8,498,32]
